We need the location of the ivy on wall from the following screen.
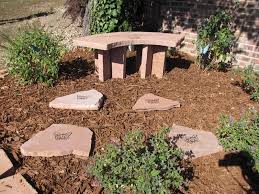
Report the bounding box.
[89,0,142,34]
[64,0,143,35]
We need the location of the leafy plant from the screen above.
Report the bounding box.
[89,128,188,194]
[196,11,236,70]
[237,65,259,102]
[1,26,66,85]
[89,0,142,35]
[216,110,259,172]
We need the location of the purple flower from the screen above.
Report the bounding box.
[229,116,235,125]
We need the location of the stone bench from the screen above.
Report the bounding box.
[73,32,184,81]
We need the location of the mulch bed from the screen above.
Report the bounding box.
[0,48,258,194]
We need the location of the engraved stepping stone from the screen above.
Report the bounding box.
[0,149,15,179]
[132,93,180,111]
[20,124,93,157]
[169,125,223,158]
[49,89,104,110]
[0,174,37,194]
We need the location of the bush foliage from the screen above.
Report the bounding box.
[1,26,66,85]
[89,128,188,194]
[196,11,236,70]
[237,65,259,102]
[216,110,259,172]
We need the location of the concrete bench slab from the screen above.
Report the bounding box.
[169,125,223,159]
[0,174,37,194]
[20,124,93,158]
[74,32,184,50]
[0,149,14,179]
[74,32,184,81]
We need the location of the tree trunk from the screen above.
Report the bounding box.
[82,0,92,36]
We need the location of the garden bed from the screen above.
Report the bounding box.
[0,49,258,193]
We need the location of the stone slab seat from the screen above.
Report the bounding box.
[73,32,185,81]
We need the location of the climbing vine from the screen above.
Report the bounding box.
[89,0,142,34]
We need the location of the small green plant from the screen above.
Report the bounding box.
[196,11,236,70]
[89,128,188,194]
[237,65,259,102]
[216,109,259,172]
[1,26,66,85]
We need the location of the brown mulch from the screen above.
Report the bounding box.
[0,49,258,194]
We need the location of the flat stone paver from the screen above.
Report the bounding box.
[20,124,93,157]
[0,149,14,179]
[49,89,104,111]
[133,93,180,111]
[0,174,37,194]
[169,125,223,158]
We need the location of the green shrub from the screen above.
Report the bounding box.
[1,26,66,85]
[89,128,188,194]
[89,0,142,34]
[216,110,259,172]
[237,65,259,102]
[196,11,236,70]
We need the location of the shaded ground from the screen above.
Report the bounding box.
[0,49,258,193]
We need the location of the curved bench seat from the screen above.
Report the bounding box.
[73,32,185,81]
[73,32,184,50]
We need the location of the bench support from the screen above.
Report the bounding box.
[151,46,167,78]
[95,45,166,81]
[95,47,127,81]
[95,50,111,81]
[111,47,127,79]
[140,46,153,79]
[139,45,167,79]
[135,45,143,71]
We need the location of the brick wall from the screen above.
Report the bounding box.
[143,0,259,70]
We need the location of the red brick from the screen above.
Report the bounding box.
[238,43,255,51]
[252,52,259,58]
[251,59,259,65]
[237,55,252,62]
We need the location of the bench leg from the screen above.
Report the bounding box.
[140,46,153,79]
[111,47,127,79]
[135,45,143,71]
[151,46,167,78]
[95,50,111,81]
[94,51,99,74]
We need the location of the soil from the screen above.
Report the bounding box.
[0,49,258,194]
